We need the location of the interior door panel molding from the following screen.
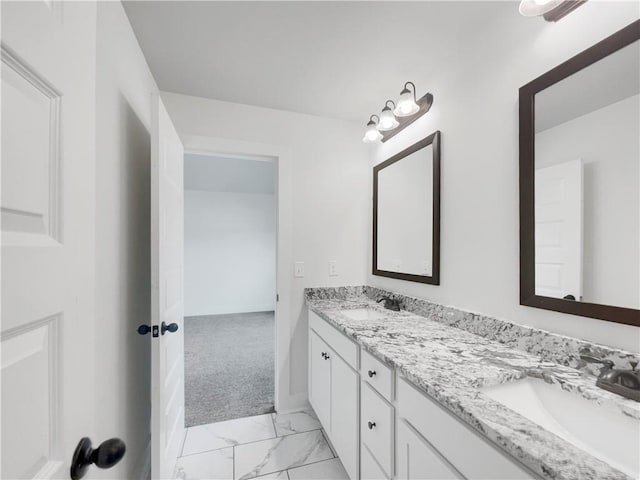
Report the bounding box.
[1,43,62,244]
[1,313,62,478]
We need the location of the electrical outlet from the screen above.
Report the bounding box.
[294,261,305,278]
[328,260,338,276]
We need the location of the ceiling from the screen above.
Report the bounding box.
[123,1,516,122]
[184,154,275,194]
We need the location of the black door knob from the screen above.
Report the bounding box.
[368,370,376,378]
[70,437,126,480]
[161,321,179,335]
[137,324,151,335]
[368,421,376,430]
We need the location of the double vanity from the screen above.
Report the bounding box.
[305,287,640,480]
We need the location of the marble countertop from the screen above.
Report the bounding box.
[306,295,640,480]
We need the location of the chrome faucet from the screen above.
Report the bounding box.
[580,355,640,402]
[377,296,401,312]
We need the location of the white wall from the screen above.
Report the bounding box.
[367,3,640,353]
[162,92,370,403]
[184,189,276,316]
[536,95,639,309]
[95,2,157,477]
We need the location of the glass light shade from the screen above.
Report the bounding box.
[377,108,399,131]
[519,0,563,16]
[363,123,383,143]
[393,90,420,117]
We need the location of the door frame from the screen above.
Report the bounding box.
[180,133,298,413]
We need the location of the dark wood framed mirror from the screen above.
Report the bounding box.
[519,20,640,327]
[373,131,441,284]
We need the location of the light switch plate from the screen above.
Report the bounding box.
[328,260,338,276]
[294,261,305,278]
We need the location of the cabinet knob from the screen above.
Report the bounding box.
[324,353,330,360]
[368,370,376,378]
[367,421,376,430]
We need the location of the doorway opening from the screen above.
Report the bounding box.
[183,152,277,427]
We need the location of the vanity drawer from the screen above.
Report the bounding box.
[309,310,358,369]
[361,382,394,478]
[361,349,394,402]
[397,378,538,479]
[361,443,389,480]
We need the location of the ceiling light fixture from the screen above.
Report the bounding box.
[362,115,383,143]
[518,0,587,22]
[377,100,400,131]
[362,81,434,143]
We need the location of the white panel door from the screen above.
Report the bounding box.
[535,159,583,299]
[1,2,97,479]
[151,94,185,479]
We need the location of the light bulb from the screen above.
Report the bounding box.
[378,107,399,131]
[362,122,383,143]
[518,0,561,16]
[394,89,420,117]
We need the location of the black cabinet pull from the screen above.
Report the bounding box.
[70,437,126,480]
[324,352,330,360]
[368,370,376,378]
[367,421,376,430]
[161,321,179,335]
[321,351,326,358]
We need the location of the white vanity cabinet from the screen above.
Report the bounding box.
[308,311,359,480]
[308,309,540,480]
[396,378,539,480]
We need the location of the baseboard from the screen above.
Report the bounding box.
[133,438,151,480]
[184,306,276,317]
[276,392,309,414]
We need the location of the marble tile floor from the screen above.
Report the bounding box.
[174,409,349,480]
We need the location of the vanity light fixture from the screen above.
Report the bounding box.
[362,81,434,143]
[519,0,587,22]
[363,114,383,143]
[377,100,400,131]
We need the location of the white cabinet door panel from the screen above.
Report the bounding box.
[330,351,359,480]
[309,330,331,429]
[396,418,461,480]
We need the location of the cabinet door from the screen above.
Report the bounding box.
[330,352,359,480]
[396,419,462,480]
[309,330,331,429]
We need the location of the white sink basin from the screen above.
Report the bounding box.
[481,377,640,478]
[339,308,387,321]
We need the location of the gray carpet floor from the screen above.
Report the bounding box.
[184,311,275,427]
